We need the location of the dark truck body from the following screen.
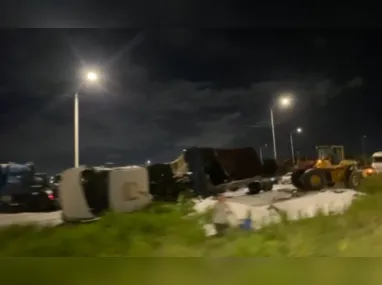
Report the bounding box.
[0,163,59,212]
[166,147,278,199]
[58,147,278,208]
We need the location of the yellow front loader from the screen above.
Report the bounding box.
[291,145,361,191]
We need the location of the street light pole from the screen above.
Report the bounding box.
[289,132,295,164]
[73,70,99,168]
[270,108,277,160]
[289,127,302,164]
[269,94,293,162]
[362,135,367,158]
[74,92,79,168]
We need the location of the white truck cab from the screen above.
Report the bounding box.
[371,151,382,173]
[59,165,152,222]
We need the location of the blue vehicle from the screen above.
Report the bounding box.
[0,162,59,212]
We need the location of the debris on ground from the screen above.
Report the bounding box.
[195,183,365,236]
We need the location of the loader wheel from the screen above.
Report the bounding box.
[301,169,326,191]
[291,169,305,189]
[344,169,361,189]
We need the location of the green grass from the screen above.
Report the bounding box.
[1,175,382,257]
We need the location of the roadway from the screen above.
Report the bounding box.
[0,210,63,227]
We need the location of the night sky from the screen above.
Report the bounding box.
[0,27,378,174]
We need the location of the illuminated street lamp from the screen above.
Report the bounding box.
[86,72,98,82]
[270,94,294,161]
[290,127,303,163]
[280,96,292,107]
[74,71,99,168]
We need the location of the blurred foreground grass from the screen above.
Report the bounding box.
[3,258,382,285]
[1,175,382,257]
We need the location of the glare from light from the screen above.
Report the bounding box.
[146,160,151,165]
[279,96,292,107]
[296,127,303,133]
[86,71,98,82]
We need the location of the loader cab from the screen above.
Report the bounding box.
[316,145,344,165]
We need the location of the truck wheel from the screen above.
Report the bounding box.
[301,169,326,191]
[247,182,261,195]
[344,169,361,189]
[263,182,273,192]
[38,196,54,212]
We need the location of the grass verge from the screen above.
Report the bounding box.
[1,175,382,256]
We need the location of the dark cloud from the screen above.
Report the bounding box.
[0,29,371,173]
[306,76,364,106]
[0,1,375,28]
[175,112,242,148]
[0,58,364,172]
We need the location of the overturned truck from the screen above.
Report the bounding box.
[58,147,277,221]
[167,147,277,198]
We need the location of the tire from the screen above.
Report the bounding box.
[344,169,361,189]
[247,182,261,195]
[300,169,326,191]
[47,200,60,211]
[38,196,55,212]
[291,169,305,189]
[263,182,273,192]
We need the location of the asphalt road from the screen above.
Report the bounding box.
[0,192,292,228]
[0,184,297,228]
[0,210,63,227]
